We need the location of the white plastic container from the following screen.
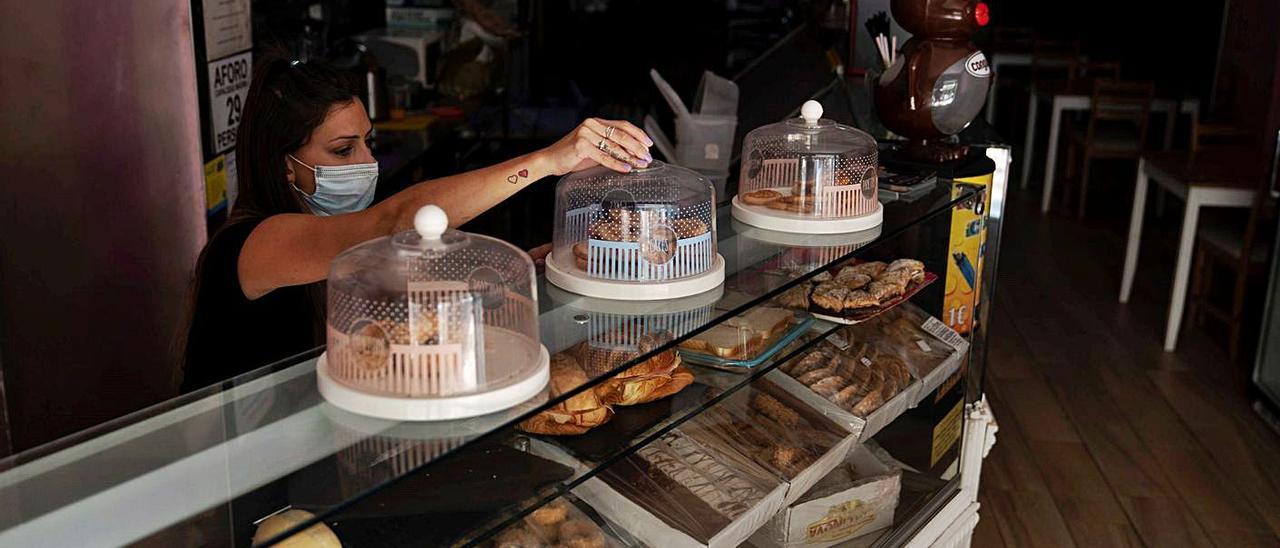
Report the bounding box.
[318,205,550,421]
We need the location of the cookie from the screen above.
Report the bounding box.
[672,218,710,239]
[867,280,902,301]
[835,270,872,290]
[843,289,879,310]
[846,261,888,278]
[886,258,924,276]
[767,199,815,213]
[811,282,850,311]
[742,189,783,205]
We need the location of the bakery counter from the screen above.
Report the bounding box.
[0,180,987,547]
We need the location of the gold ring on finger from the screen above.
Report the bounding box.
[598,139,608,152]
[603,126,615,139]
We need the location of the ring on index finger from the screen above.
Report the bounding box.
[603,125,615,140]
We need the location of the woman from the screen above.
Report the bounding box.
[180,56,652,391]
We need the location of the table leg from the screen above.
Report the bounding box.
[1020,92,1039,190]
[1040,98,1064,213]
[1164,188,1203,351]
[1162,103,1177,151]
[1120,158,1149,303]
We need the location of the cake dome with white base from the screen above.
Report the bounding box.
[546,160,725,300]
[318,205,549,421]
[732,100,883,234]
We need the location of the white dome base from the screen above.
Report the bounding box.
[546,253,726,301]
[317,341,550,421]
[731,196,884,234]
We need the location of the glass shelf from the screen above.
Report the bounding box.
[0,181,982,548]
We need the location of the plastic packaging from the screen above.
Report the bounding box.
[321,205,548,420]
[732,101,882,234]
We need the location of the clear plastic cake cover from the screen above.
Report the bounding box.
[324,206,543,401]
[737,100,880,220]
[549,160,718,284]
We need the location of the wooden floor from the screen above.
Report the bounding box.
[973,182,1280,547]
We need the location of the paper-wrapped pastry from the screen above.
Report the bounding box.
[578,333,692,406]
[518,353,614,436]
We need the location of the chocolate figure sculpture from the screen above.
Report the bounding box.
[874,0,991,162]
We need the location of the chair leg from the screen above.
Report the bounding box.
[1228,267,1250,362]
[1063,142,1078,212]
[1077,154,1093,219]
[1188,247,1207,328]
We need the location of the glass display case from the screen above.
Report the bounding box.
[732,101,883,234]
[0,143,1010,548]
[321,205,549,421]
[546,160,725,301]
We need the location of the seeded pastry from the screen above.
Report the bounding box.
[843,289,879,310]
[811,282,850,311]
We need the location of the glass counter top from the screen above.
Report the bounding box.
[0,183,977,546]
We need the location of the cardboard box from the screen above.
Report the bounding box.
[570,429,789,548]
[767,308,968,442]
[750,443,903,547]
[526,379,854,547]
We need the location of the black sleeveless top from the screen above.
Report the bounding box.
[181,218,320,393]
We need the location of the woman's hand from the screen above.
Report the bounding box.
[527,243,553,274]
[540,118,654,176]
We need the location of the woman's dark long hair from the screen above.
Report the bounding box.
[174,53,359,390]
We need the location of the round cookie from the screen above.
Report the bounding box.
[742,189,783,205]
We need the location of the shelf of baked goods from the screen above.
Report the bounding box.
[240,179,983,547]
[0,182,977,548]
[260,284,972,548]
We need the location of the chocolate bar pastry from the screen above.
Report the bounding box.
[599,430,774,543]
[518,353,614,436]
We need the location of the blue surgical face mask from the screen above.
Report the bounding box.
[288,154,379,216]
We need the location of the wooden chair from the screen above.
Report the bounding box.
[1186,125,1269,362]
[1062,79,1155,218]
[1029,40,1082,92]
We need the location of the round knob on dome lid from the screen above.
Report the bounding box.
[800,100,824,125]
[414,205,449,240]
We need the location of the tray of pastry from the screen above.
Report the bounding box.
[677,307,815,370]
[767,339,919,441]
[851,302,969,397]
[773,259,935,325]
[572,427,789,548]
[677,381,857,506]
[763,307,967,440]
[481,494,636,548]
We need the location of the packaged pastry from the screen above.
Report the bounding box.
[572,332,694,407]
[678,307,808,368]
[484,496,628,548]
[574,427,787,548]
[518,353,614,436]
[546,161,725,301]
[749,443,902,548]
[321,205,548,421]
[768,307,966,439]
[678,382,855,505]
